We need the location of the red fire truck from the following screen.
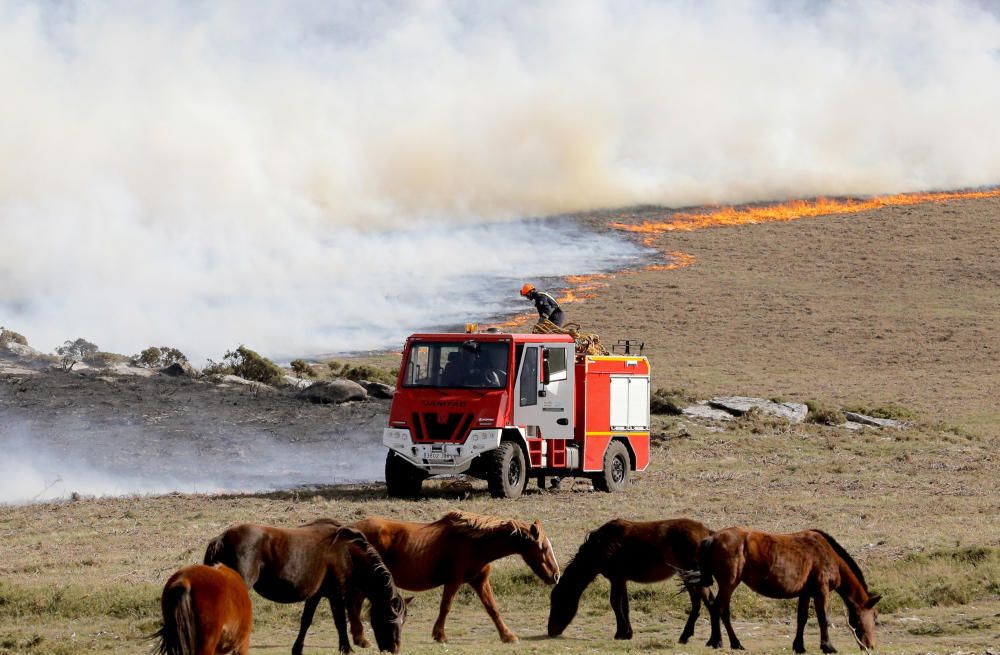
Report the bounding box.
[382,331,650,498]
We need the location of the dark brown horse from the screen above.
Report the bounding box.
[152,563,252,655]
[547,518,715,643]
[350,511,560,644]
[700,527,881,653]
[204,520,407,654]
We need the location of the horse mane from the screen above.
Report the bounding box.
[438,510,532,539]
[812,530,868,591]
[333,527,401,612]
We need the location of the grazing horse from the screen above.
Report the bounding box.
[700,527,881,653]
[547,518,715,643]
[204,520,407,654]
[152,563,252,655]
[350,511,560,644]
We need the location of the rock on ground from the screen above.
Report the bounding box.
[160,362,197,377]
[843,411,904,428]
[682,402,735,421]
[359,380,395,399]
[710,396,808,423]
[281,374,313,389]
[298,379,368,404]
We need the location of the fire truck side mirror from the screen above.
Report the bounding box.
[541,349,551,386]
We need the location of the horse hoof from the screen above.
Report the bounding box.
[614,632,633,640]
[678,634,691,644]
[731,643,745,651]
[821,644,837,654]
[354,637,371,649]
[706,639,722,649]
[501,634,519,644]
[433,634,447,644]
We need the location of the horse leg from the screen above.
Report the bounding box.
[432,580,461,643]
[792,594,810,654]
[469,570,518,643]
[291,594,321,655]
[327,593,353,654]
[715,583,743,650]
[347,589,371,648]
[679,583,708,644]
[609,578,633,640]
[814,590,837,654]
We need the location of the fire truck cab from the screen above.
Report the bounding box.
[383,331,650,498]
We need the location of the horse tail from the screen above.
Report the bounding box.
[547,521,622,636]
[203,533,225,566]
[151,578,196,655]
[697,536,715,588]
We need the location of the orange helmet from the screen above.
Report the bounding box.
[520,283,535,297]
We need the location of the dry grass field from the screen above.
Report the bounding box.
[2,194,999,654]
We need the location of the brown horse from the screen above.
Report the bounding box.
[204,520,407,654]
[152,563,252,655]
[547,518,715,643]
[350,511,560,644]
[700,527,881,653]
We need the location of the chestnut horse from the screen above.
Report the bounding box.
[700,527,881,653]
[350,511,560,644]
[204,520,407,654]
[547,518,715,643]
[152,563,252,655]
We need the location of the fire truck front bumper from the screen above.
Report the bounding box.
[383,428,502,475]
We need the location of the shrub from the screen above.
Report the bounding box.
[327,360,398,385]
[132,346,188,368]
[0,327,28,346]
[650,387,692,415]
[222,346,283,385]
[203,359,233,376]
[290,359,316,378]
[805,399,845,425]
[56,338,99,371]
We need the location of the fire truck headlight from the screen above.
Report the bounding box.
[465,429,502,455]
[382,428,411,450]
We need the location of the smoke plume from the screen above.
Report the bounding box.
[2,1,999,358]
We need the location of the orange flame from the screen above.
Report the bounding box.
[486,187,997,330]
[610,188,1000,238]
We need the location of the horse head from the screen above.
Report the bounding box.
[846,593,881,652]
[519,519,560,585]
[370,588,411,654]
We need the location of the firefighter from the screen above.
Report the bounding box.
[519,283,565,327]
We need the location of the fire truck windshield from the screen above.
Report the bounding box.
[403,341,510,389]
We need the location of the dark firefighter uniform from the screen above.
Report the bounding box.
[522,285,565,327]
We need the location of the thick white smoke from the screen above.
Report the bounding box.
[2,1,999,358]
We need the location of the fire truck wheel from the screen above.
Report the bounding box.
[385,451,424,498]
[486,441,527,499]
[594,440,631,493]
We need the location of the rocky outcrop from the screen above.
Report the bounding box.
[709,396,809,423]
[160,362,197,377]
[298,379,368,404]
[281,375,313,389]
[843,411,904,428]
[682,402,736,421]
[359,380,395,399]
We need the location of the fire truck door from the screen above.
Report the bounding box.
[512,343,574,438]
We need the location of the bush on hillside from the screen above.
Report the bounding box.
[291,359,316,378]
[650,387,693,415]
[56,338,99,371]
[805,399,845,425]
[0,327,28,347]
[132,346,188,368]
[327,360,398,385]
[222,346,283,385]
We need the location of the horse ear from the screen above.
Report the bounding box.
[405,596,415,607]
[865,594,882,609]
[530,521,541,540]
